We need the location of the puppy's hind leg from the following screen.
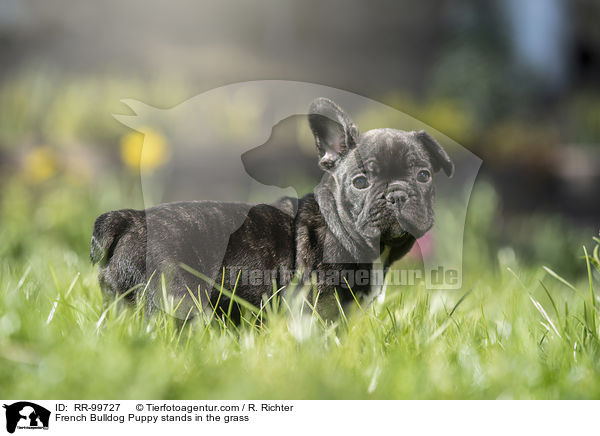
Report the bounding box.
[90,209,147,301]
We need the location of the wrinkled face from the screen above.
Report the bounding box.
[334,128,436,242]
[308,98,453,249]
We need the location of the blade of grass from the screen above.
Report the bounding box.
[227,269,242,320]
[179,263,259,314]
[95,283,143,331]
[344,276,365,316]
[529,295,562,339]
[539,280,562,327]
[448,288,472,319]
[333,290,348,327]
[65,273,80,298]
[543,266,586,300]
[428,287,473,343]
[16,266,31,291]
[583,246,596,311]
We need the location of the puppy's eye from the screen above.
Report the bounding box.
[352,175,369,189]
[417,169,431,183]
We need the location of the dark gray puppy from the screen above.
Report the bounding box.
[91,98,454,318]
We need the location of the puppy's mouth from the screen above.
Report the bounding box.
[359,197,431,241]
[365,212,416,242]
[380,209,430,242]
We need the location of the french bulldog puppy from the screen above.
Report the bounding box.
[91,98,454,318]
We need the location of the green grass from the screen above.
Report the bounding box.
[0,175,599,399]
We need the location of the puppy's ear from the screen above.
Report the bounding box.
[309,98,359,170]
[415,130,455,177]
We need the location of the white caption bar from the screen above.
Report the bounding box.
[0,400,596,436]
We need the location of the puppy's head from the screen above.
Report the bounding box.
[309,98,454,245]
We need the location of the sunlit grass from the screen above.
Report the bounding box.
[0,178,598,399]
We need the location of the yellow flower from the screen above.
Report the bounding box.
[22,147,57,183]
[120,127,170,172]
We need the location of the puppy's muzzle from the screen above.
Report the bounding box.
[385,182,411,207]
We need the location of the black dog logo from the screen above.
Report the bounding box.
[2,402,50,433]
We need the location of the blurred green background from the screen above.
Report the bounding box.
[0,0,599,399]
[1,0,598,266]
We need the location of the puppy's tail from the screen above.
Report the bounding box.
[90,209,140,265]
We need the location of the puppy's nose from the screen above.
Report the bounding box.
[386,190,409,205]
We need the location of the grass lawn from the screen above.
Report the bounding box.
[0,176,599,400]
